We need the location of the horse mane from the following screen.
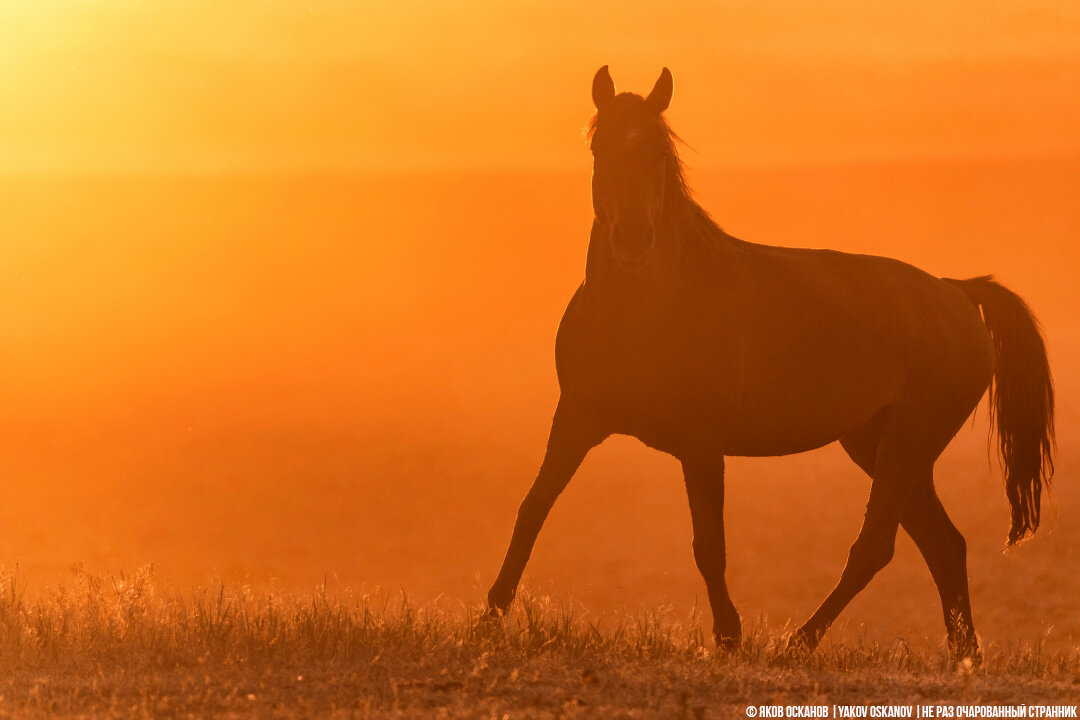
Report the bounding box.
[586,96,727,251]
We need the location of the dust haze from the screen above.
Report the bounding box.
[2,158,1076,649]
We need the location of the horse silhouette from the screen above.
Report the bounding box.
[488,66,1054,662]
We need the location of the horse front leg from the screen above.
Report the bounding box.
[683,455,742,650]
[487,399,605,612]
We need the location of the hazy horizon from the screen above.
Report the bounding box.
[3,156,1077,650]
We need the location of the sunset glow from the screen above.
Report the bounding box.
[1,0,1078,662]
[1,1,1079,173]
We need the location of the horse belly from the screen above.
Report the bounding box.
[554,284,904,459]
[723,336,903,457]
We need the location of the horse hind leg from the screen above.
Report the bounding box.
[839,407,887,477]
[791,459,915,651]
[834,406,980,663]
[900,482,980,663]
[792,406,942,651]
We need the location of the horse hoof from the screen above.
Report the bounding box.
[486,586,514,614]
[950,640,983,671]
[715,633,741,653]
[782,629,818,659]
[470,608,504,637]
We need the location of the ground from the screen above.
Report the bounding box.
[0,568,1075,719]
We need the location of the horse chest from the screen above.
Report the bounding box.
[554,295,741,444]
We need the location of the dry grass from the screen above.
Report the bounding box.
[0,567,1076,718]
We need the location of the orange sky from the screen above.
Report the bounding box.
[1,0,1079,173]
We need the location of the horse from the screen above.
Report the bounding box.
[487,66,1055,662]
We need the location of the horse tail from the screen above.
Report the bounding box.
[946,275,1055,546]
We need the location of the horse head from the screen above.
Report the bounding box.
[589,66,676,267]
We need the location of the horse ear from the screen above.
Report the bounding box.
[592,65,615,110]
[645,67,673,114]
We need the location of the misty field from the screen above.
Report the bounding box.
[0,567,1075,719]
[2,163,1078,715]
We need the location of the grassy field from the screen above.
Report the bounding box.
[0,567,1076,719]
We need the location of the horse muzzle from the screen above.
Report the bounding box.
[609,219,655,267]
